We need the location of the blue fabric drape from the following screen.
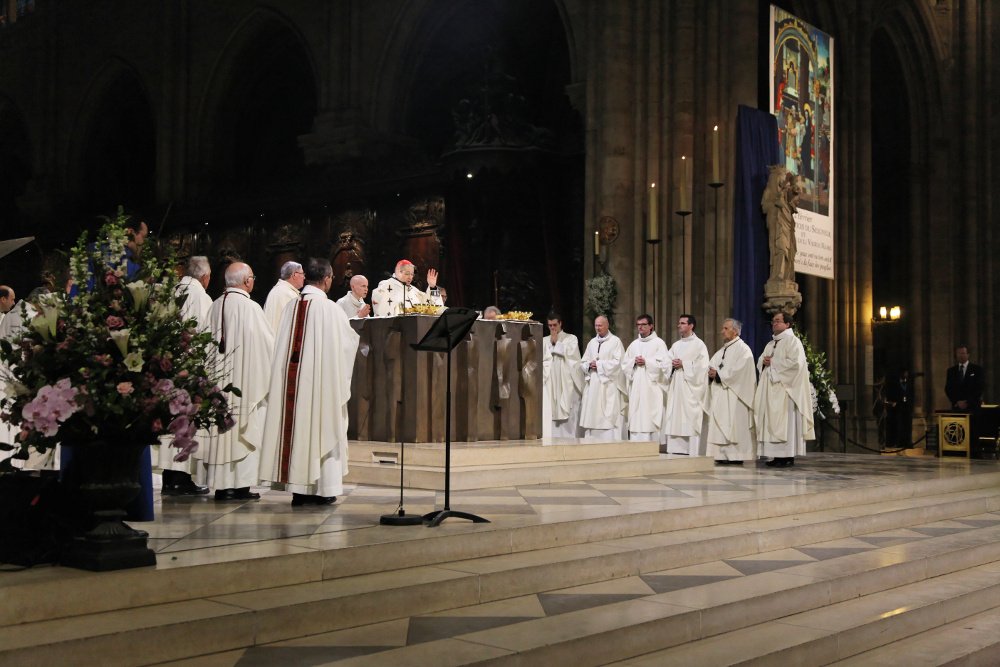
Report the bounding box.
[732,105,781,357]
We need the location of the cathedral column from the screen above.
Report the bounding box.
[583,0,638,331]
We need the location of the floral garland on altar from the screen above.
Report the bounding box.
[0,208,236,470]
[799,332,840,420]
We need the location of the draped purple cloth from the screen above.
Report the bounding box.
[732,105,781,357]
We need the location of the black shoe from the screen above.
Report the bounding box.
[291,493,337,506]
[214,487,261,501]
[765,458,785,468]
[161,474,210,496]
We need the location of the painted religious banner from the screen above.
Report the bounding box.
[769,6,834,279]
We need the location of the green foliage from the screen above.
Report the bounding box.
[585,274,618,328]
[799,332,840,418]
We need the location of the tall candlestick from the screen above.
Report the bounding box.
[594,230,600,256]
[679,156,689,212]
[648,183,658,240]
[712,125,721,184]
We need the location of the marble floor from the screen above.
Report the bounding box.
[139,452,998,565]
[6,452,1000,666]
[137,452,1000,666]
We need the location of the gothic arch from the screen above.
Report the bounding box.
[369,0,581,137]
[875,5,945,159]
[195,7,318,197]
[870,1,954,412]
[67,58,156,220]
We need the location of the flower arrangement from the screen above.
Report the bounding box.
[585,274,617,327]
[799,332,840,419]
[0,209,235,470]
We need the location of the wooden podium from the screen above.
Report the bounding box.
[347,316,543,443]
[937,412,971,458]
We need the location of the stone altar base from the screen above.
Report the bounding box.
[344,438,711,490]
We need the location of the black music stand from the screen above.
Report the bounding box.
[411,307,490,527]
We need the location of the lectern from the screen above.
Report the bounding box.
[410,308,490,527]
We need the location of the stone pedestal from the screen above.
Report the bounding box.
[762,279,802,316]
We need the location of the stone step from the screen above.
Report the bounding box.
[3,472,1000,630]
[344,453,712,490]
[830,605,1000,666]
[349,439,662,467]
[6,495,1000,666]
[610,563,1000,666]
[300,526,1000,667]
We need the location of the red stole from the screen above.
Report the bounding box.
[277,298,311,483]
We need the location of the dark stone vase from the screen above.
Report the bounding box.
[60,440,156,571]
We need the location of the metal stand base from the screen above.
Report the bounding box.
[380,510,424,526]
[422,509,490,527]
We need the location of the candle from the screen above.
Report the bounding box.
[594,230,600,256]
[648,183,659,240]
[712,125,720,184]
[679,156,689,212]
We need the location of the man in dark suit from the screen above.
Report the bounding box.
[885,368,915,447]
[945,345,985,411]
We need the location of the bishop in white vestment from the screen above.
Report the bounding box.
[262,261,304,333]
[753,311,815,467]
[663,314,710,455]
[704,318,757,463]
[622,315,670,441]
[543,314,584,438]
[370,259,442,317]
[577,315,627,441]
[200,263,274,499]
[261,258,360,505]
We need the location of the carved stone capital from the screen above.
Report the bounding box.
[762,279,802,316]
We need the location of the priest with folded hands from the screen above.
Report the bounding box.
[261,257,360,506]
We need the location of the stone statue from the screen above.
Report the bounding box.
[761,165,803,315]
[763,165,802,285]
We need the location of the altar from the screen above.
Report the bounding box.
[347,316,544,443]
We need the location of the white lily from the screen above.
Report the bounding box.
[149,299,178,322]
[124,350,144,372]
[30,303,61,341]
[126,281,150,312]
[110,328,131,356]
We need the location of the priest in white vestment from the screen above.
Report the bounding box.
[663,314,710,455]
[200,263,274,500]
[158,256,213,495]
[578,315,627,441]
[335,274,371,319]
[262,261,304,333]
[370,259,443,317]
[622,314,671,442]
[0,292,29,468]
[261,258,360,505]
[704,318,757,464]
[753,311,815,467]
[0,289,58,470]
[543,312,584,438]
[0,285,14,325]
